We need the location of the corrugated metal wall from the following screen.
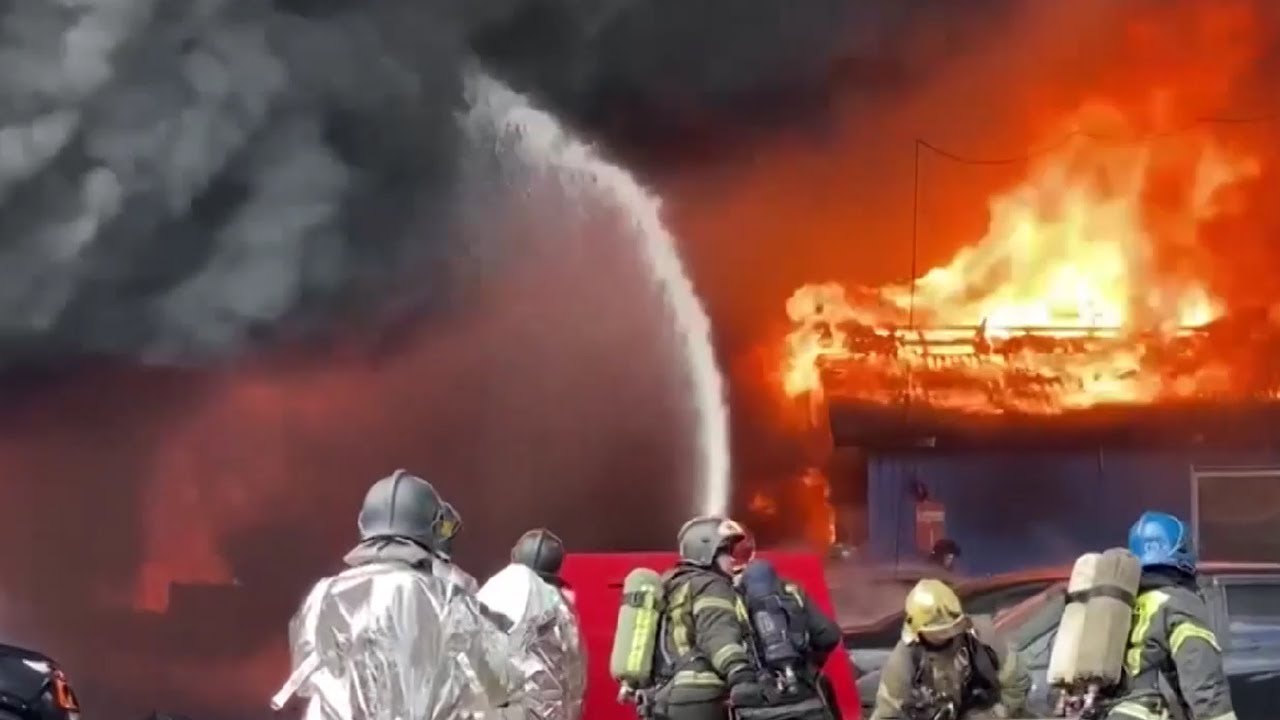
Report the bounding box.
[866,448,1280,574]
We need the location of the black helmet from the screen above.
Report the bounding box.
[357,469,444,550]
[511,528,565,579]
[436,502,463,556]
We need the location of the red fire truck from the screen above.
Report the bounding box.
[562,551,862,720]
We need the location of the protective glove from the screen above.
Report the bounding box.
[726,667,756,688]
[728,682,769,708]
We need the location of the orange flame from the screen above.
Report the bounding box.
[798,468,837,548]
[782,102,1264,413]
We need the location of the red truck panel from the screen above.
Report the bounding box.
[562,551,861,720]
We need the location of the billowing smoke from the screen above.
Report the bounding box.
[0,0,936,363]
[0,0,478,362]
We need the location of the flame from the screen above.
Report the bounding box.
[744,467,836,549]
[782,102,1265,413]
[798,468,837,548]
[749,492,778,517]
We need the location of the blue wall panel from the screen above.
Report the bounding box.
[867,448,1280,574]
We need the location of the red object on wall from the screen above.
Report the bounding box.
[914,498,947,554]
[562,551,862,720]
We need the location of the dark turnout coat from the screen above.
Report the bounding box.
[1106,571,1236,720]
[656,564,754,706]
[870,617,1031,720]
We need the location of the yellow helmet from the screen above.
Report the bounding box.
[902,578,966,643]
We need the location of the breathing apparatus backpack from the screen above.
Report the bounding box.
[739,560,811,691]
[609,567,666,701]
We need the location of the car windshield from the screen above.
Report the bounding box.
[844,577,1060,650]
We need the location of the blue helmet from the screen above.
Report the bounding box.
[1128,511,1196,575]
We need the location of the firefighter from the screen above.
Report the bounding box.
[480,528,585,720]
[652,516,767,720]
[1108,511,1236,720]
[512,527,569,589]
[273,470,520,720]
[871,579,1030,720]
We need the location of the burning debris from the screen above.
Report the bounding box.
[782,102,1275,414]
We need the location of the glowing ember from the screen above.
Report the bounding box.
[782,103,1265,414]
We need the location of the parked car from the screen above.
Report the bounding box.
[0,642,80,720]
[994,561,1280,719]
[845,562,1280,718]
[827,559,969,627]
[842,565,1068,701]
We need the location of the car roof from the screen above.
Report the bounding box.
[946,560,1280,590]
[954,566,1071,590]
[839,568,1064,634]
[0,641,56,666]
[850,561,965,583]
[1198,561,1280,574]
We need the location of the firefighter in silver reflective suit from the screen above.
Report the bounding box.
[1109,511,1236,720]
[272,470,522,720]
[478,528,586,720]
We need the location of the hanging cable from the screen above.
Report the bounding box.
[917,111,1280,166]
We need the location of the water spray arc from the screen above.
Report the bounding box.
[464,71,731,516]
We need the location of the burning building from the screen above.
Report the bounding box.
[783,103,1271,415]
[777,92,1280,571]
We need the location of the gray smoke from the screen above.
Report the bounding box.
[0,0,470,365]
[0,0,986,369]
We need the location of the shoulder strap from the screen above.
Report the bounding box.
[909,642,927,685]
[959,632,1002,712]
[272,576,339,710]
[654,574,689,677]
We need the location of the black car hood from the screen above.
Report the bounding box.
[0,644,54,704]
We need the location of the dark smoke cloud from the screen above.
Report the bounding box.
[0,0,471,365]
[471,0,1023,162]
[0,0,1025,365]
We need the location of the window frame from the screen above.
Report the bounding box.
[1215,574,1280,651]
[1190,466,1280,562]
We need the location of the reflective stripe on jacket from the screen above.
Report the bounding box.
[658,565,752,704]
[1113,581,1236,720]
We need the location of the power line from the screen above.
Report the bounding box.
[916,111,1280,166]
[905,109,1280,320]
